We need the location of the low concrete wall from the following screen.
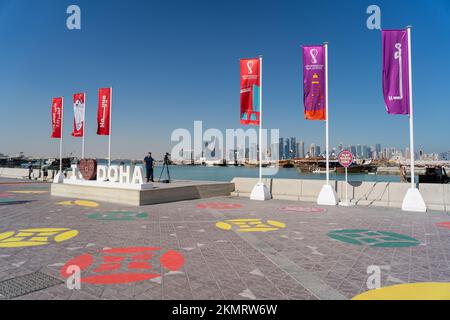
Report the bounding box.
[0,168,57,181]
[231,177,449,212]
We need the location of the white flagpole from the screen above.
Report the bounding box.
[108,87,112,168]
[59,97,64,175]
[401,26,426,212]
[82,92,86,159]
[317,42,338,205]
[407,26,415,189]
[259,56,263,184]
[324,42,330,186]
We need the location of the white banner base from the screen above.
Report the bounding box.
[317,184,339,206]
[402,187,427,213]
[250,182,272,201]
[339,201,355,207]
[53,172,64,184]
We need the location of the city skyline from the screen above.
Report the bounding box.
[1,0,450,159]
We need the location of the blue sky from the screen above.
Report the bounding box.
[0,0,449,159]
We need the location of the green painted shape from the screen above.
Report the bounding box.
[328,229,419,248]
[87,211,149,221]
[0,198,19,203]
[327,233,364,245]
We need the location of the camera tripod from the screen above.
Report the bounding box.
[158,160,171,183]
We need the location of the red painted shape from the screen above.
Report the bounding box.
[132,253,153,261]
[103,255,126,263]
[93,263,122,273]
[437,222,450,230]
[61,247,185,285]
[81,273,160,285]
[160,250,184,271]
[60,253,93,278]
[101,247,160,254]
[196,202,242,210]
[128,262,152,270]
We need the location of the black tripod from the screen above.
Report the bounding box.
[158,154,171,183]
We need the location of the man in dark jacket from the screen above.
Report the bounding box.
[143,152,154,183]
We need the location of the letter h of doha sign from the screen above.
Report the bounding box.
[70,160,145,185]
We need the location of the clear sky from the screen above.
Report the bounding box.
[0,0,449,159]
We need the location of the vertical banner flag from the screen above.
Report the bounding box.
[51,97,63,138]
[302,45,326,120]
[382,29,410,115]
[97,88,111,135]
[240,58,260,125]
[72,93,85,137]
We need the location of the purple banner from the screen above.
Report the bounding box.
[382,29,410,115]
[302,45,326,120]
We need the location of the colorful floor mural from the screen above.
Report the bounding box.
[196,202,242,209]
[0,228,79,248]
[216,219,286,232]
[87,211,149,221]
[352,282,450,300]
[437,221,450,230]
[58,200,100,208]
[60,247,185,285]
[328,229,420,247]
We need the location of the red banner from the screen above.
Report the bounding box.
[51,97,63,139]
[97,88,111,136]
[240,58,260,125]
[72,93,85,137]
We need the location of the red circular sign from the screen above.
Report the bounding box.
[338,150,354,168]
[60,247,185,285]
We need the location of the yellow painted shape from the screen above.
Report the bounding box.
[237,228,279,232]
[229,219,260,222]
[216,222,232,230]
[1,237,25,242]
[74,200,99,207]
[54,230,79,242]
[58,200,99,208]
[0,232,15,241]
[0,242,47,248]
[9,191,47,194]
[352,283,450,300]
[267,220,286,228]
[15,232,34,237]
[58,201,74,206]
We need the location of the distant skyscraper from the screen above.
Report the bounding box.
[279,138,284,160]
[356,144,362,157]
[315,146,321,157]
[310,143,316,157]
[290,137,296,158]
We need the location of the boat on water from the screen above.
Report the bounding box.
[312,168,336,174]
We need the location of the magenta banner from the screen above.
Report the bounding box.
[302,45,326,121]
[382,29,410,115]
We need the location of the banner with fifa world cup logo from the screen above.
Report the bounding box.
[382,29,410,115]
[97,88,111,136]
[51,97,63,139]
[72,93,85,137]
[302,45,326,121]
[240,58,260,125]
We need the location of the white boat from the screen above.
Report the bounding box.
[313,168,336,174]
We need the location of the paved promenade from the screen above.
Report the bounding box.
[0,178,449,300]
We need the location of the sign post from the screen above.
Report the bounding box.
[338,150,354,207]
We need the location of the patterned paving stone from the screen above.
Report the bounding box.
[0,178,449,299]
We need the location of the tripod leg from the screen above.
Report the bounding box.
[158,164,165,182]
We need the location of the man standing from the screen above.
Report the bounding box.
[27,161,33,180]
[144,152,154,183]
